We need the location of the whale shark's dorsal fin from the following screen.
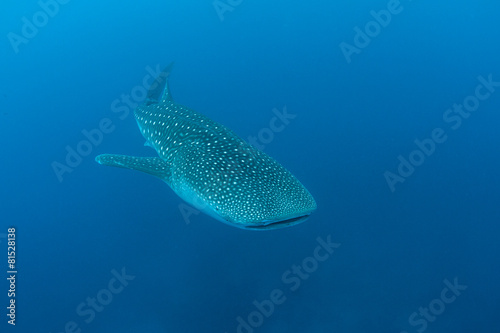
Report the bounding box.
[146,62,174,105]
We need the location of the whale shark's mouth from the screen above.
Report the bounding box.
[244,214,311,230]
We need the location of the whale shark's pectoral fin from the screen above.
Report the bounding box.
[95,154,170,180]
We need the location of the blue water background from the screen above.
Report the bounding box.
[1,0,499,332]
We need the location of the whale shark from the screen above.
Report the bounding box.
[95,64,317,230]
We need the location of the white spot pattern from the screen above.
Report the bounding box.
[133,97,317,228]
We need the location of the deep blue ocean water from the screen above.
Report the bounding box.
[1,0,500,332]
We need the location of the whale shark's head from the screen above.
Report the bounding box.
[165,138,317,230]
[184,189,316,230]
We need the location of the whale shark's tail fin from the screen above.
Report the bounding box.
[145,62,174,105]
